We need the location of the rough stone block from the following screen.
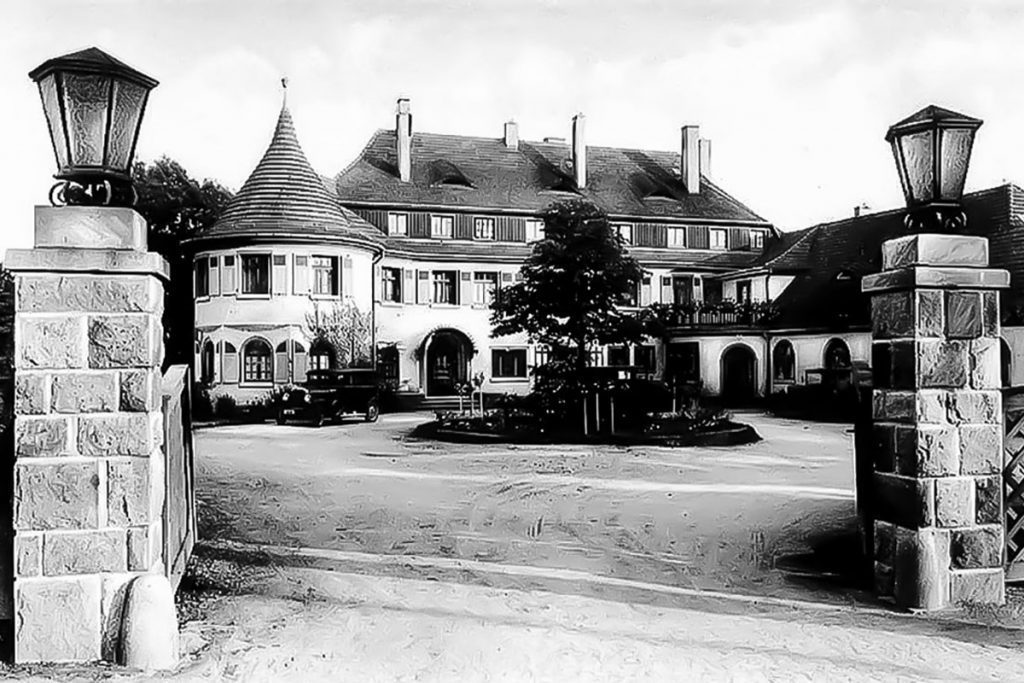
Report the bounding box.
[43,529,127,575]
[959,424,1002,475]
[945,291,983,339]
[17,274,159,314]
[881,234,990,270]
[78,414,153,456]
[14,374,48,415]
[950,526,1003,569]
[120,370,157,412]
[872,424,896,472]
[872,344,892,389]
[872,391,914,423]
[88,315,157,369]
[873,473,934,528]
[982,291,1000,337]
[970,338,1001,390]
[127,526,151,571]
[896,425,958,477]
[872,291,914,339]
[917,390,947,424]
[935,478,975,528]
[15,462,99,531]
[917,290,944,337]
[947,390,1001,425]
[15,417,68,457]
[33,205,147,251]
[893,526,950,610]
[891,341,917,389]
[15,576,102,663]
[874,520,896,564]
[51,373,117,413]
[18,316,85,369]
[950,569,1005,605]
[107,459,151,526]
[15,533,41,577]
[975,476,1001,525]
[918,340,968,388]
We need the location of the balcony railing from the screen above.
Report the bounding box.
[646,300,779,329]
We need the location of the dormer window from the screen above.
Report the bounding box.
[387,212,408,236]
[431,215,454,239]
[614,223,633,245]
[668,227,686,248]
[750,230,765,250]
[645,187,676,201]
[709,228,727,250]
[525,218,545,242]
[474,217,495,240]
[429,160,473,189]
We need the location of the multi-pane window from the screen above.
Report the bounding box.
[710,228,728,250]
[525,218,545,242]
[241,254,270,295]
[430,215,454,239]
[382,267,402,303]
[195,258,210,298]
[668,227,686,248]
[673,275,694,304]
[615,223,633,245]
[309,340,333,371]
[312,256,339,296]
[635,345,657,373]
[474,217,495,240]
[242,339,273,383]
[750,230,765,250]
[534,345,550,367]
[432,271,457,304]
[492,348,528,378]
[387,212,408,236]
[607,346,630,367]
[473,271,498,305]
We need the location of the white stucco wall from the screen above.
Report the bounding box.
[767,331,871,393]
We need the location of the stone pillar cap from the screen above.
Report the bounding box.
[882,234,989,271]
[4,248,170,282]
[863,265,1009,294]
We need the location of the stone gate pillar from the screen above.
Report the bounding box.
[6,207,169,662]
[864,233,1008,609]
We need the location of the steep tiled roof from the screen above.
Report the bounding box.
[334,130,770,225]
[195,106,382,250]
[770,184,1024,329]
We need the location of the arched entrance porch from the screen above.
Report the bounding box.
[721,344,757,404]
[420,328,475,397]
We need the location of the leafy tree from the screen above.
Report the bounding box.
[305,300,373,368]
[491,199,644,373]
[132,157,232,367]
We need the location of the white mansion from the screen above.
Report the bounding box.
[188,98,1024,406]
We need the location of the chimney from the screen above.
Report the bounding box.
[699,138,712,181]
[681,125,700,194]
[503,120,519,149]
[396,98,412,182]
[572,113,586,189]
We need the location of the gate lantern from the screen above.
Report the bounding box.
[29,47,158,207]
[885,105,982,233]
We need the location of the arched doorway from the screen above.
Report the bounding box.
[423,329,473,396]
[721,344,757,404]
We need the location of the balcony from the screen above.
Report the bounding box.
[646,300,779,330]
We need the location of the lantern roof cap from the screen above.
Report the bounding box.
[886,105,982,141]
[28,47,158,89]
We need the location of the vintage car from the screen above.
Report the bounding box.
[276,368,381,426]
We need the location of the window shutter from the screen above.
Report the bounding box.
[342,256,353,298]
[222,343,239,383]
[640,277,652,306]
[272,254,288,295]
[417,270,431,303]
[274,342,289,383]
[293,255,309,295]
[660,276,673,304]
[294,346,308,382]
[222,257,237,294]
[403,269,415,304]
[459,271,473,306]
[209,257,220,296]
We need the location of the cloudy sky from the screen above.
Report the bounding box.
[1,0,1023,254]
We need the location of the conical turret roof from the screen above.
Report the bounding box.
[197,104,382,249]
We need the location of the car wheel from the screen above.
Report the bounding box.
[365,400,380,423]
[276,410,287,426]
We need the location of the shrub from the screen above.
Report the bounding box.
[192,383,214,421]
[213,394,238,419]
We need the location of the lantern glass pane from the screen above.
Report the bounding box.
[898,129,935,204]
[939,127,975,202]
[106,79,147,172]
[37,73,69,170]
[61,73,110,167]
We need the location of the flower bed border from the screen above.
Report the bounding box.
[412,420,761,447]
